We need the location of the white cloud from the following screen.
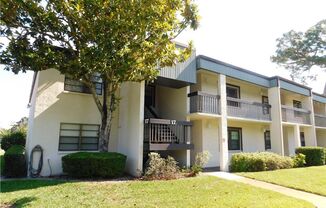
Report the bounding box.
[0,70,33,129]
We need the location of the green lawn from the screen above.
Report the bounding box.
[0,176,313,208]
[239,166,326,196]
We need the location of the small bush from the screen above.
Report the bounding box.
[295,147,325,166]
[292,153,306,168]
[190,151,211,176]
[1,130,26,151]
[324,148,326,164]
[230,152,293,172]
[144,153,180,180]
[4,145,27,177]
[62,152,126,178]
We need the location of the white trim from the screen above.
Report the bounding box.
[227,116,272,124]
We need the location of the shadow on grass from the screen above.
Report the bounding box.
[1,179,69,193]
[10,196,37,207]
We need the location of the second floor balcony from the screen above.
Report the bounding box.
[227,97,271,121]
[188,91,271,121]
[315,114,326,128]
[188,91,220,115]
[281,105,311,125]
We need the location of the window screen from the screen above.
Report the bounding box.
[64,76,102,95]
[59,123,100,151]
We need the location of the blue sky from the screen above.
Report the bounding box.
[0,0,325,128]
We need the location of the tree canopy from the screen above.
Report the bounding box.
[271,19,326,83]
[0,0,199,151]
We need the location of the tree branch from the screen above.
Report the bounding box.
[81,75,103,114]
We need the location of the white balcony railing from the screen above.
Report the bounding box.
[281,105,311,124]
[188,92,220,114]
[227,97,271,121]
[315,114,326,127]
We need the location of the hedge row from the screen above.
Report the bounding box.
[230,152,293,172]
[4,145,27,177]
[62,152,127,178]
[295,147,325,166]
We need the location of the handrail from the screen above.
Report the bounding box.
[227,97,271,107]
[281,105,311,113]
[145,118,192,126]
[315,114,326,118]
[188,91,220,98]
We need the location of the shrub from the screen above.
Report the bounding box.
[4,145,27,177]
[0,154,4,176]
[190,151,211,176]
[230,152,293,172]
[62,152,126,178]
[144,152,180,180]
[295,147,325,166]
[292,153,306,168]
[1,130,26,151]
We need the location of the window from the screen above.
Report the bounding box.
[227,84,240,107]
[300,132,305,147]
[293,100,302,117]
[262,96,270,115]
[293,100,302,108]
[264,130,271,150]
[228,127,242,150]
[64,76,102,95]
[59,123,100,151]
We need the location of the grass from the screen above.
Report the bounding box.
[238,166,326,196]
[0,176,314,208]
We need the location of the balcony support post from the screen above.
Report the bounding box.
[268,87,284,155]
[306,96,317,146]
[293,124,301,155]
[218,74,229,171]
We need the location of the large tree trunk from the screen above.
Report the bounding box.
[99,80,117,152]
[83,75,117,152]
[99,114,110,152]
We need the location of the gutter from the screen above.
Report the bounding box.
[28,71,38,107]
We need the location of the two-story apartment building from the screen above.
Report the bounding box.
[26,50,326,177]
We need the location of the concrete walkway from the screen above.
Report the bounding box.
[206,172,326,208]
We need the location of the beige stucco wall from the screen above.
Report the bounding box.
[190,118,220,168]
[228,120,269,153]
[226,77,268,102]
[27,69,119,176]
[280,90,311,110]
[202,119,220,167]
[316,129,326,147]
[283,124,318,156]
[118,81,144,176]
[156,85,188,120]
[283,125,295,156]
[191,120,203,164]
[314,101,326,115]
